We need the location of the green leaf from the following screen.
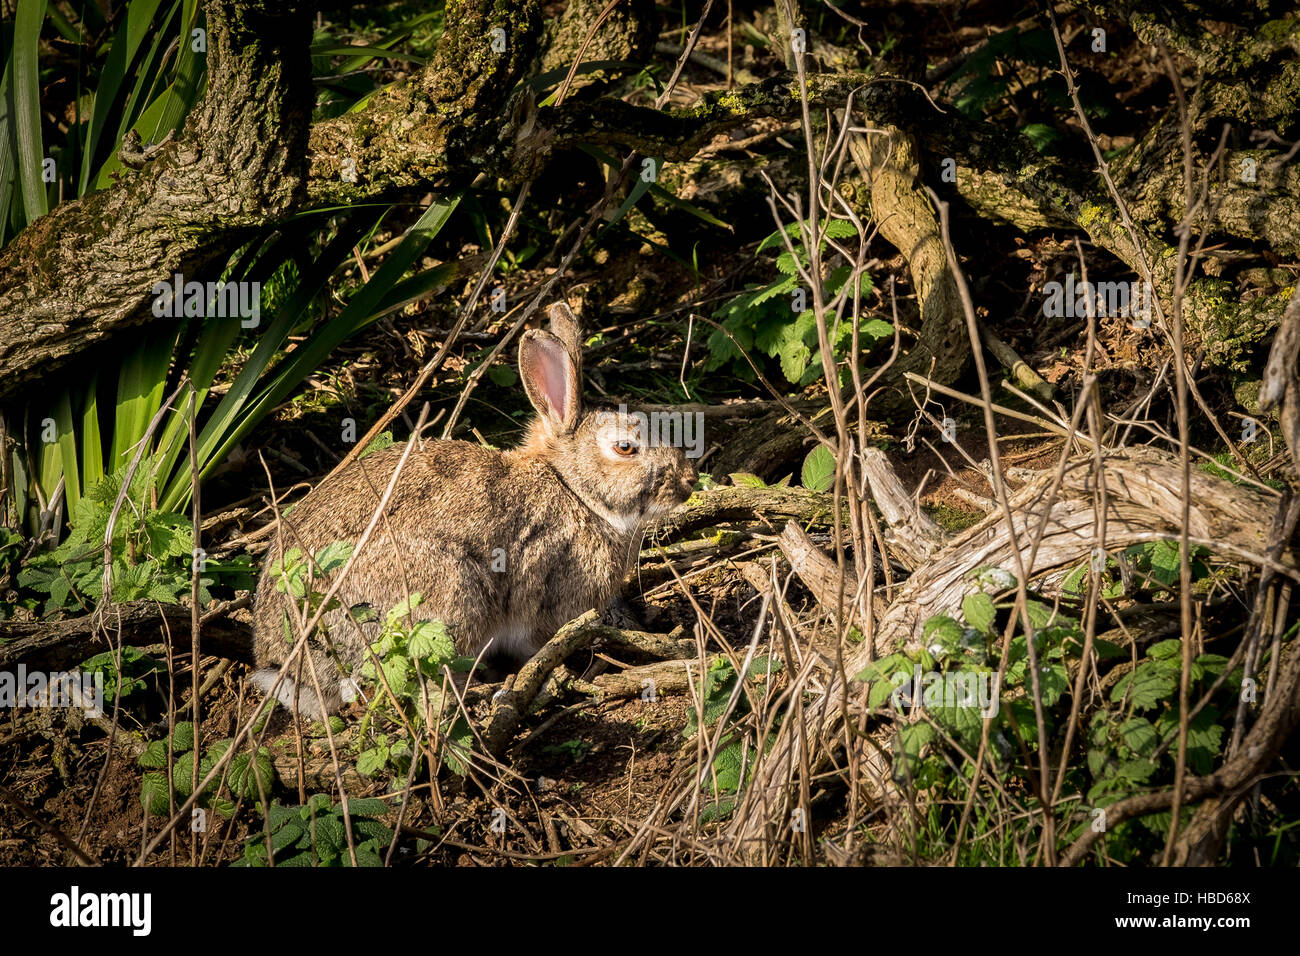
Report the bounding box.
[141,772,171,816]
[357,748,387,776]
[408,619,455,663]
[1146,539,1181,587]
[487,364,518,387]
[1148,639,1181,660]
[139,740,170,769]
[922,615,964,652]
[709,739,746,793]
[962,592,997,633]
[343,798,391,818]
[1111,663,1176,710]
[13,0,51,225]
[172,721,195,751]
[313,540,354,575]
[801,445,835,492]
[1119,717,1158,757]
[894,722,935,777]
[228,748,275,800]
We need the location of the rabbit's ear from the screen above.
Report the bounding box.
[547,301,583,380]
[520,329,582,433]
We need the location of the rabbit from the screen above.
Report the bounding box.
[251,302,698,718]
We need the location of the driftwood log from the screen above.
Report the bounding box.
[728,445,1294,861]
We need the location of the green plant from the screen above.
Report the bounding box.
[235,794,395,867]
[685,655,782,818]
[542,739,592,761]
[4,4,465,540]
[854,554,1246,864]
[81,646,164,703]
[801,445,835,492]
[1061,540,1212,601]
[0,528,26,618]
[355,594,476,778]
[139,720,275,819]
[15,465,250,615]
[266,540,355,645]
[707,219,890,386]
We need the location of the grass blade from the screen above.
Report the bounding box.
[13,0,49,226]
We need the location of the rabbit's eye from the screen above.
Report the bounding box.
[613,440,639,457]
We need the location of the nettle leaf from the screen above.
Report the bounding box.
[860,317,893,341]
[923,614,964,653]
[709,739,747,794]
[408,619,455,663]
[229,748,276,800]
[271,819,306,854]
[386,593,424,625]
[1062,562,1089,597]
[1021,122,1062,153]
[357,748,387,777]
[344,798,391,819]
[1037,662,1069,707]
[172,751,197,797]
[777,335,811,383]
[801,445,835,492]
[380,654,413,696]
[962,592,997,633]
[1147,539,1182,586]
[749,274,799,309]
[856,652,911,684]
[1112,663,1176,710]
[1116,758,1158,784]
[1196,653,1230,678]
[933,704,987,750]
[314,540,354,575]
[1186,707,1225,774]
[1119,717,1158,757]
[268,803,300,829]
[1094,638,1126,659]
[893,723,935,778]
[1148,639,1181,661]
[1023,600,1059,630]
[311,815,346,860]
[824,218,859,240]
[775,250,801,275]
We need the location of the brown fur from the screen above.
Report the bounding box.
[251,303,696,716]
